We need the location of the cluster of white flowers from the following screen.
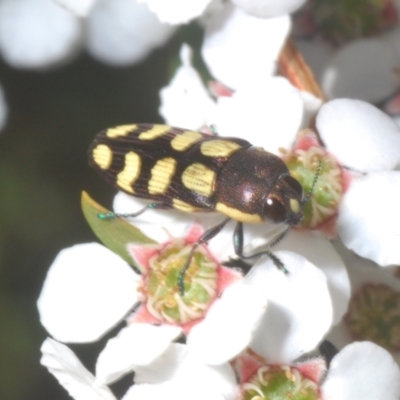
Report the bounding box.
[36,0,400,399]
[293,0,400,106]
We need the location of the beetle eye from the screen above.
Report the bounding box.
[263,197,286,223]
[284,175,304,198]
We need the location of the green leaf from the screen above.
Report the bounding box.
[81,191,156,270]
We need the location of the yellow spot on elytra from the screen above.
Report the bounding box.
[92,144,113,169]
[181,163,215,197]
[173,198,198,212]
[116,151,141,194]
[106,124,137,138]
[148,157,177,194]
[138,125,171,140]
[290,199,300,213]
[170,131,203,151]
[201,140,242,157]
[216,202,262,223]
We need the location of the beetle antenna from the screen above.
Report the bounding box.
[268,225,291,248]
[302,160,322,205]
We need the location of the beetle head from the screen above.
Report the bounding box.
[263,174,304,226]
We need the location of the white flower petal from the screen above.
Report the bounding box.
[122,382,179,400]
[187,283,267,364]
[214,77,303,154]
[113,192,203,243]
[135,343,237,399]
[86,0,175,66]
[317,99,400,172]
[123,381,225,400]
[138,0,212,24]
[134,343,188,384]
[273,230,350,326]
[334,238,400,292]
[96,324,182,384]
[321,38,399,103]
[299,90,323,128]
[40,338,116,400]
[246,251,333,363]
[232,0,306,17]
[337,172,400,266]
[0,0,81,69]
[175,350,237,399]
[37,243,141,343]
[134,343,237,399]
[159,44,217,130]
[55,0,98,16]
[202,4,290,89]
[321,342,400,400]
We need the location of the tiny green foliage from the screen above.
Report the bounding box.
[81,191,156,269]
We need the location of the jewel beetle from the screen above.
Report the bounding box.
[89,123,308,293]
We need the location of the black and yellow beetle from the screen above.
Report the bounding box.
[89,123,307,293]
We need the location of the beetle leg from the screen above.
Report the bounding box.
[178,217,231,295]
[233,222,288,274]
[98,202,172,220]
[233,222,244,255]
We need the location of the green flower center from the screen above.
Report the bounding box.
[242,365,320,400]
[286,146,343,228]
[345,283,400,351]
[145,240,218,324]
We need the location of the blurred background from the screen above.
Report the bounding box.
[1,0,400,399]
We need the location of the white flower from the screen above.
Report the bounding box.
[316,99,400,266]
[201,3,291,90]
[0,0,175,69]
[38,246,338,397]
[236,341,400,400]
[321,341,400,400]
[189,250,334,365]
[159,44,217,130]
[40,338,117,400]
[231,0,306,18]
[36,237,266,367]
[124,343,237,399]
[137,0,212,24]
[326,240,400,366]
[0,0,81,69]
[40,338,238,400]
[159,46,305,151]
[85,0,176,66]
[37,243,141,343]
[212,76,304,154]
[137,0,305,25]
